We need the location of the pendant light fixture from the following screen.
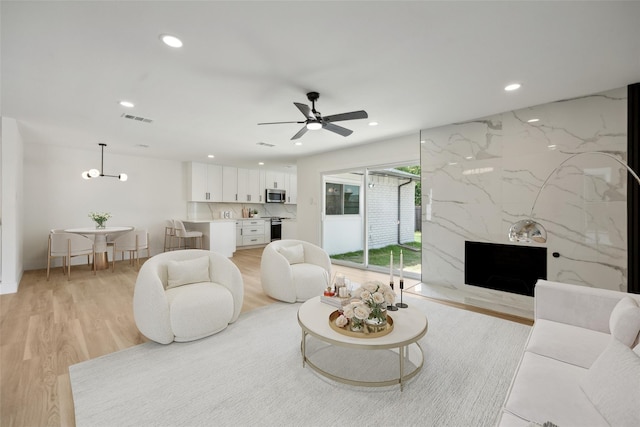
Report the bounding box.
[82,143,128,181]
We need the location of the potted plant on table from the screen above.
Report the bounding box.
[89,212,111,229]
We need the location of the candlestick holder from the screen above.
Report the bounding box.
[396,279,408,308]
[387,281,399,311]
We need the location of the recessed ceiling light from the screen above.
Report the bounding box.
[465,156,473,160]
[547,145,557,150]
[207,154,215,158]
[161,34,183,48]
[369,121,378,126]
[258,162,264,166]
[294,142,302,146]
[420,140,425,144]
[504,83,521,91]
[119,100,134,108]
[527,118,540,123]
[448,162,458,166]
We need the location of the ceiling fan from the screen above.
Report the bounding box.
[258,92,368,140]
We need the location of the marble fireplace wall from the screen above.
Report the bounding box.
[420,87,628,301]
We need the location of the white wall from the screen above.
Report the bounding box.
[23,143,186,270]
[296,133,420,246]
[1,117,24,294]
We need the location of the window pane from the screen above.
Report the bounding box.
[325,183,342,215]
[343,185,360,214]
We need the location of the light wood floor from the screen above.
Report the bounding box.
[0,247,530,427]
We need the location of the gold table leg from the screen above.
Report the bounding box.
[94,252,109,270]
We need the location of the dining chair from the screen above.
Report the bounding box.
[53,228,94,264]
[173,220,203,250]
[163,220,177,252]
[47,232,96,280]
[112,229,150,271]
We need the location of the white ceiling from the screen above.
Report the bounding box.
[3,1,640,171]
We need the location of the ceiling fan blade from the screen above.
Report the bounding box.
[323,122,353,137]
[294,102,314,119]
[323,110,368,122]
[291,126,308,140]
[258,121,305,125]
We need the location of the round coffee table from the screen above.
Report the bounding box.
[297,296,428,391]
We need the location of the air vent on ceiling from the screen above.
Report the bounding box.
[121,113,153,124]
[256,142,275,147]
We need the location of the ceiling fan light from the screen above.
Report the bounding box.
[306,121,322,131]
[82,171,91,179]
[89,168,100,178]
[119,173,128,182]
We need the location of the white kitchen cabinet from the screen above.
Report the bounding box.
[285,173,297,204]
[222,166,238,202]
[237,168,249,202]
[236,168,263,203]
[235,221,242,247]
[258,170,266,203]
[265,171,285,189]
[248,169,263,203]
[187,162,223,202]
[236,219,267,247]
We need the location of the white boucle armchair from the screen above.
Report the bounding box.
[133,249,244,344]
[261,239,331,303]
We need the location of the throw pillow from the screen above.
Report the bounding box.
[166,256,210,289]
[609,296,640,347]
[278,244,305,264]
[580,337,640,426]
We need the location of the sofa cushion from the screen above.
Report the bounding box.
[166,256,210,289]
[278,244,305,264]
[503,351,608,427]
[165,282,234,341]
[580,337,640,426]
[609,296,640,347]
[525,319,611,368]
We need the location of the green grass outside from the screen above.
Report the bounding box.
[330,231,422,270]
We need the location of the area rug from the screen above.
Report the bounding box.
[70,296,531,427]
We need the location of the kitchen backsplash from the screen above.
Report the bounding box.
[187,202,297,220]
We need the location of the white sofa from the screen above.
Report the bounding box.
[260,239,331,303]
[133,250,244,344]
[498,280,640,427]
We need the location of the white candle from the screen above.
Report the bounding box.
[400,250,404,281]
[389,250,393,283]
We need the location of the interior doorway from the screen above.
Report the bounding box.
[321,163,421,280]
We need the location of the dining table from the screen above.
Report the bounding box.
[64,226,134,270]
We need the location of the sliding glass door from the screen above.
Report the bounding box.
[322,163,421,280]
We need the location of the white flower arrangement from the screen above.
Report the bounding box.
[335,280,396,330]
[88,212,111,226]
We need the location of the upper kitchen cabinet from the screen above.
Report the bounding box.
[265,171,285,189]
[187,162,223,202]
[222,166,238,202]
[285,173,297,204]
[237,168,265,203]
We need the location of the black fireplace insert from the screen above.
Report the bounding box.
[464,241,547,297]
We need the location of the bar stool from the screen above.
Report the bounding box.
[173,219,203,250]
[163,220,177,251]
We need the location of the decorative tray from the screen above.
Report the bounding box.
[328,310,394,338]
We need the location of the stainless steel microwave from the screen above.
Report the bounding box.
[266,188,286,203]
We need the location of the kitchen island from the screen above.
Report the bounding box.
[183,219,236,257]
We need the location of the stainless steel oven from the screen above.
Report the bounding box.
[270,217,282,241]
